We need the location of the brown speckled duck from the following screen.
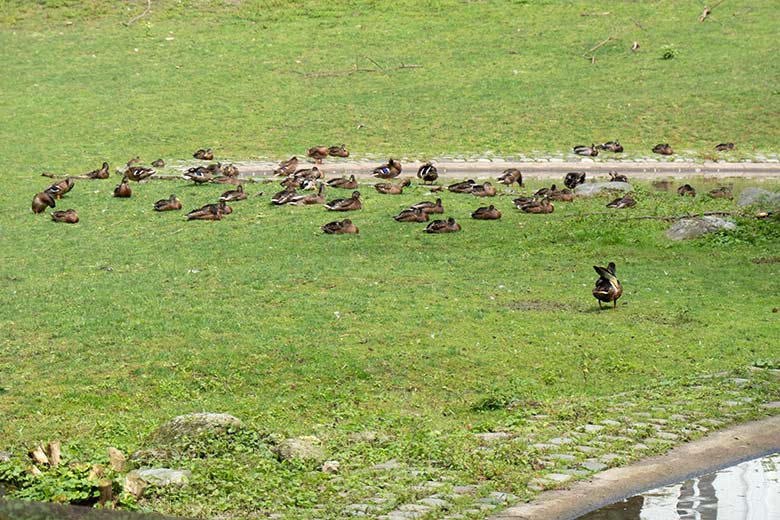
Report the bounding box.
[274,156,299,176]
[448,179,475,194]
[327,175,358,190]
[321,218,359,234]
[606,194,636,209]
[113,175,132,198]
[51,209,79,223]
[471,205,501,220]
[288,183,326,205]
[219,184,248,202]
[417,162,439,184]
[715,143,735,152]
[307,146,329,164]
[677,184,696,197]
[372,159,402,179]
[574,144,598,157]
[497,168,523,188]
[472,182,497,197]
[222,163,239,177]
[410,198,444,214]
[32,192,56,214]
[125,166,156,182]
[375,178,411,195]
[328,144,349,158]
[708,186,733,199]
[652,143,674,155]
[325,191,362,211]
[597,141,624,153]
[193,148,214,160]
[394,207,429,222]
[608,171,629,183]
[424,217,461,233]
[564,172,586,189]
[45,177,75,199]
[271,186,297,205]
[593,262,622,309]
[85,162,110,179]
[518,198,554,214]
[154,194,182,211]
[151,159,165,168]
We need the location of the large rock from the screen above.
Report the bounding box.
[124,468,191,497]
[574,182,632,197]
[272,436,325,463]
[737,187,780,208]
[148,412,244,445]
[666,216,736,240]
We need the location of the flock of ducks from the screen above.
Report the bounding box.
[573,141,735,157]
[31,142,742,308]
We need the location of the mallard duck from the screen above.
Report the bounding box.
[417,162,439,183]
[193,148,214,160]
[375,178,411,195]
[328,144,349,158]
[597,141,624,153]
[372,159,402,179]
[513,196,536,208]
[183,169,213,184]
[32,192,56,214]
[288,183,326,205]
[708,186,733,199]
[126,156,141,167]
[652,180,672,191]
[410,198,444,214]
[205,163,223,174]
[293,166,322,180]
[85,162,110,179]
[394,207,429,222]
[519,198,554,214]
[424,217,461,233]
[187,200,231,220]
[51,209,79,223]
[471,205,501,220]
[327,175,358,189]
[715,143,735,152]
[609,171,629,183]
[534,184,556,197]
[472,182,497,197]
[574,144,598,157]
[219,184,248,202]
[547,187,574,202]
[448,179,475,193]
[274,156,299,176]
[677,184,696,197]
[564,172,586,189]
[113,175,132,198]
[271,186,297,205]
[497,168,523,188]
[652,143,674,155]
[45,177,75,199]
[154,194,182,211]
[606,194,636,208]
[125,166,156,182]
[325,191,362,211]
[593,262,622,308]
[222,163,239,177]
[151,159,165,168]
[307,146,329,163]
[321,218,359,234]
[212,176,242,185]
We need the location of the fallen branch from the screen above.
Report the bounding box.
[583,36,616,62]
[630,18,647,31]
[125,0,152,26]
[580,11,610,16]
[699,0,726,22]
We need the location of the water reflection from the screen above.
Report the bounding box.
[580,453,780,519]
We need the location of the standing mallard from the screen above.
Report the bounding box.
[113,175,132,198]
[497,168,523,188]
[417,162,439,183]
[592,262,622,309]
[372,158,402,179]
[307,146,329,164]
[32,192,56,214]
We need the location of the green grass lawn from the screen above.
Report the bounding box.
[2,1,780,518]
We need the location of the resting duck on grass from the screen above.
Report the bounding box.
[372,159,402,179]
[32,192,56,214]
[708,186,733,199]
[125,166,156,182]
[547,186,574,202]
[375,178,411,195]
[448,179,476,193]
[187,200,231,220]
[715,142,735,152]
[274,156,299,176]
[85,162,110,179]
[424,217,461,233]
[271,186,297,205]
[193,148,214,160]
[151,159,165,168]
[307,146,329,163]
[51,209,79,223]
[593,262,622,309]
[564,172,586,189]
[288,183,326,205]
[608,171,629,183]
[471,205,501,220]
[518,198,554,214]
[394,207,429,222]
[327,175,358,189]
[183,168,213,184]
[219,184,248,202]
[417,162,438,183]
[677,184,696,197]
[113,176,132,198]
[410,198,444,214]
[154,194,182,211]
[324,191,362,211]
[321,218,359,234]
[606,194,636,209]
[293,166,323,180]
[652,143,674,155]
[472,182,497,197]
[574,144,598,156]
[497,168,523,188]
[598,141,624,153]
[328,144,349,158]
[222,163,239,177]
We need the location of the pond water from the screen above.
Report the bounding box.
[579,453,780,519]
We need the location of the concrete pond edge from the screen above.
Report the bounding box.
[489,414,780,520]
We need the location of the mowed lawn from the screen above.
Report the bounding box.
[1,0,780,517]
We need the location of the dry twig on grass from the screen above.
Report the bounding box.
[699,0,726,22]
[294,62,422,78]
[125,0,152,26]
[583,36,616,63]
